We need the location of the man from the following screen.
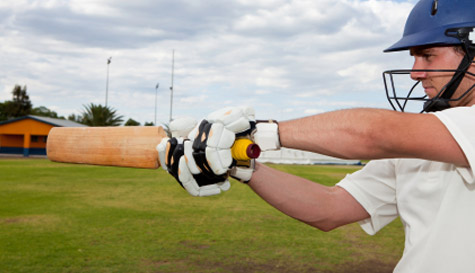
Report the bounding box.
[157,0,475,271]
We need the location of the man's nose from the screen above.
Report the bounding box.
[410,58,427,81]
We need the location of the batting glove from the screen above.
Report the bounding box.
[157,116,231,196]
[200,106,281,183]
[157,136,231,197]
[200,106,257,183]
[156,107,254,196]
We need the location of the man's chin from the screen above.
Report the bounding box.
[424,88,438,98]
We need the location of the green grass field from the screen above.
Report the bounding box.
[0,159,404,273]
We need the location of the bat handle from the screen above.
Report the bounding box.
[231,138,261,160]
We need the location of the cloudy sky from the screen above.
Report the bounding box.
[0,0,419,125]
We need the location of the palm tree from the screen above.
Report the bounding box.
[124,118,140,126]
[1,85,32,120]
[161,122,171,137]
[81,103,124,126]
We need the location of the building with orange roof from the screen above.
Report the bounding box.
[0,115,86,157]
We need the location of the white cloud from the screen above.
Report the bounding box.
[256,89,271,95]
[337,62,382,84]
[0,0,416,124]
[304,108,325,115]
[69,0,121,17]
[255,67,289,88]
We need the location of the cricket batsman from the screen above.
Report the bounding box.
[157,0,475,271]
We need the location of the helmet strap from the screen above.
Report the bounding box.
[423,28,475,112]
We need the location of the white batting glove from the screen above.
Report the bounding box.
[157,116,231,197]
[157,136,231,197]
[156,108,255,196]
[186,106,257,181]
[203,107,281,183]
[194,106,257,183]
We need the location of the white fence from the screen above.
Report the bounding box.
[257,148,361,165]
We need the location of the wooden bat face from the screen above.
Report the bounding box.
[47,126,259,169]
[47,126,167,169]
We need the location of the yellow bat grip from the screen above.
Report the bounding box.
[231,138,261,160]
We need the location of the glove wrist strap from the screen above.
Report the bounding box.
[254,120,281,151]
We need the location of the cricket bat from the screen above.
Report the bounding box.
[47,126,260,169]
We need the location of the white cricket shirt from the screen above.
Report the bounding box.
[337,106,475,273]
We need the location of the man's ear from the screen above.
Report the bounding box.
[469,58,475,72]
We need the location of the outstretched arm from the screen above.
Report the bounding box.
[246,108,466,230]
[279,108,468,166]
[248,163,369,231]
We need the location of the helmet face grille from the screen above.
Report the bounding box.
[383,68,475,113]
[383,70,428,113]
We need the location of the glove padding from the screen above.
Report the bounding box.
[157,107,255,196]
[189,106,257,184]
[157,106,277,194]
[202,106,258,183]
[157,135,231,197]
[229,151,256,183]
[169,116,197,138]
[254,120,281,151]
[203,108,281,183]
[192,120,236,175]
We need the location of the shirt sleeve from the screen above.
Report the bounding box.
[337,159,398,235]
[432,106,475,184]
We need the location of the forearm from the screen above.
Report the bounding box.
[279,108,400,160]
[276,106,468,166]
[248,163,369,231]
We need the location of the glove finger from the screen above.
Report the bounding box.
[197,184,223,197]
[207,123,235,149]
[218,180,231,191]
[191,119,233,177]
[225,116,253,134]
[205,147,232,175]
[183,140,201,174]
[193,120,212,151]
[187,119,201,139]
[207,107,234,122]
[170,117,198,138]
[191,120,215,175]
[240,106,256,120]
[178,157,200,196]
[166,138,178,169]
[180,142,230,197]
[169,138,185,180]
[156,137,170,171]
[207,107,254,133]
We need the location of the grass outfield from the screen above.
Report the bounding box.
[0,158,404,273]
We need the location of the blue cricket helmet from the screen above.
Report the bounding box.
[385,0,475,52]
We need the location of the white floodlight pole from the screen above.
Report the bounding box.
[155,83,160,125]
[105,57,112,107]
[169,50,175,123]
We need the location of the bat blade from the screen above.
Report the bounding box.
[47,126,167,169]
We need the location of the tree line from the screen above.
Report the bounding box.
[0,85,154,127]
